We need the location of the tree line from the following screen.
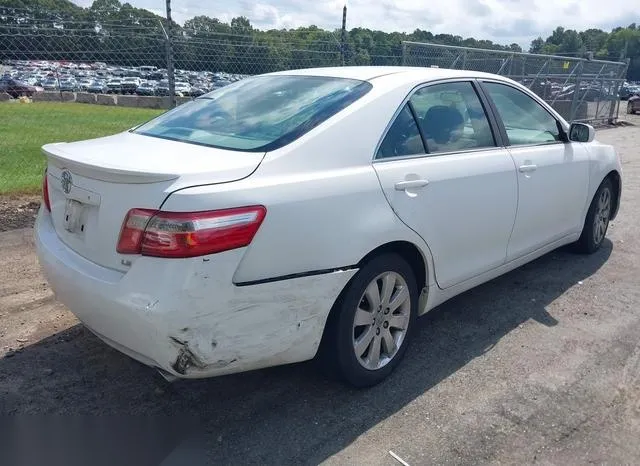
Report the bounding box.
[0,0,638,80]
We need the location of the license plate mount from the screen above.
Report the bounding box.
[63,199,85,233]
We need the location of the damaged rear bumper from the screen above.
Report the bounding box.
[35,210,357,378]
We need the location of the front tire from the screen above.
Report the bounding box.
[575,178,613,254]
[320,254,418,388]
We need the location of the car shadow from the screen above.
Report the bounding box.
[0,241,613,465]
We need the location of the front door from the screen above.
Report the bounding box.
[480,81,590,260]
[373,81,518,289]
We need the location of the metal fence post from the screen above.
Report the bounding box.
[401,42,407,66]
[159,21,176,108]
[569,61,583,122]
[55,67,62,102]
[340,4,347,66]
[507,53,514,79]
[164,0,176,108]
[609,58,630,123]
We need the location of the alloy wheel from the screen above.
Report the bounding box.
[593,186,611,245]
[352,271,411,371]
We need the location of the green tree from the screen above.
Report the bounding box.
[1,0,639,80]
[579,29,608,54]
[184,15,227,35]
[529,37,544,53]
[230,16,252,33]
[558,29,584,55]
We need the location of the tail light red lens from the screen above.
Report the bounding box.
[42,169,51,212]
[116,208,156,254]
[117,206,266,258]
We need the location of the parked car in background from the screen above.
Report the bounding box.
[620,84,640,100]
[36,67,622,388]
[40,77,59,91]
[87,80,108,94]
[189,86,207,97]
[174,81,192,96]
[121,76,141,94]
[17,75,40,86]
[0,76,42,97]
[554,84,610,102]
[212,79,232,89]
[154,79,170,96]
[106,78,122,94]
[58,78,78,92]
[77,78,94,91]
[1,59,249,97]
[628,94,640,114]
[135,81,157,96]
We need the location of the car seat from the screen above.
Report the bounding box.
[422,105,464,145]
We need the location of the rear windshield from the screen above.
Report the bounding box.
[133,75,372,152]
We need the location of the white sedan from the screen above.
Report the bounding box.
[35,66,622,387]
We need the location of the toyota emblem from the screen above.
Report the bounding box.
[61,170,73,194]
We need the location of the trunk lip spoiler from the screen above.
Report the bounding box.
[42,143,180,184]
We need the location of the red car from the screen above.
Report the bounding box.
[0,77,42,98]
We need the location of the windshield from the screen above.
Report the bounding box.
[133,75,372,152]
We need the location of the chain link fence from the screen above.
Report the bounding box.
[0,8,630,194]
[402,41,629,124]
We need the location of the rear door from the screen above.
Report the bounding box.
[373,80,518,289]
[479,81,590,260]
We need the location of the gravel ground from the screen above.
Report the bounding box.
[1,115,639,465]
[0,194,40,232]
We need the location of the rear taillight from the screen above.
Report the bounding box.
[116,208,156,255]
[42,169,51,212]
[116,206,266,258]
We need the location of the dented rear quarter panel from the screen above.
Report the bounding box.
[134,252,358,378]
[36,208,358,378]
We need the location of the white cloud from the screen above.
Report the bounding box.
[73,0,639,48]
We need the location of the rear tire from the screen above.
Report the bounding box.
[575,178,613,254]
[319,254,418,388]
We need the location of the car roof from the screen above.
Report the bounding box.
[266,66,509,84]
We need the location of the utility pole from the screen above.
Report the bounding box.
[165,0,176,108]
[340,4,347,66]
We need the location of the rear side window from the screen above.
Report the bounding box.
[410,81,496,154]
[377,105,425,159]
[134,75,372,152]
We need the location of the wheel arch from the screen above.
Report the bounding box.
[318,240,431,357]
[605,170,622,221]
[355,240,429,297]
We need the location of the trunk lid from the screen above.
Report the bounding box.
[44,131,265,272]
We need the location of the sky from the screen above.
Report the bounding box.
[72,0,640,49]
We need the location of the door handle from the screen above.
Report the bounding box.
[394,179,429,191]
[518,164,537,173]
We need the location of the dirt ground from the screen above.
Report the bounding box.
[0,194,40,232]
[1,115,640,465]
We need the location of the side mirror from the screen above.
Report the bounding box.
[568,122,595,143]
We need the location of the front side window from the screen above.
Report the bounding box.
[483,82,562,146]
[134,75,372,152]
[410,81,496,154]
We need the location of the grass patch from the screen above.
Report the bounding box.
[0,101,163,194]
